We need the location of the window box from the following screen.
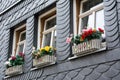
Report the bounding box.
[5,65,23,76]
[66,28,105,57]
[5,52,24,76]
[32,46,56,68]
[33,55,56,67]
[72,39,101,56]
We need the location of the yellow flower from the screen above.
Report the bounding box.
[44,46,50,52]
[80,37,84,41]
[93,28,96,33]
[54,48,56,50]
[40,48,44,51]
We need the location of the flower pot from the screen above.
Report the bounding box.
[5,65,23,76]
[72,39,101,56]
[33,55,56,67]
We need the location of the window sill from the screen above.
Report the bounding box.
[68,47,106,60]
[30,62,56,71]
[4,72,23,79]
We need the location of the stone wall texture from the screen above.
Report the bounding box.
[0,0,120,80]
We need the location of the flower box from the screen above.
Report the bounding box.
[72,39,101,56]
[33,55,56,67]
[5,65,23,76]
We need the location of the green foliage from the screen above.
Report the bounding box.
[32,46,55,59]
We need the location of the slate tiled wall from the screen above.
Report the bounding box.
[0,0,120,80]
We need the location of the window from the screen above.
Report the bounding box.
[38,8,56,49]
[12,25,26,56]
[79,0,104,32]
[74,0,106,47]
[42,16,56,47]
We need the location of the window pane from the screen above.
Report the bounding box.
[96,9,105,41]
[46,17,56,30]
[82,0,103,13]
[44,32,51,46]
[96,10,104,30]
[18,44,24,53]
[20,32,26,41]
[81,14,94,29]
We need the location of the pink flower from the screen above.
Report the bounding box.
[66,37,72,43]
[11,56,16,60]
[19,52,24,57]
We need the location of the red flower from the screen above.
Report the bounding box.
[98,28,104,33]
[82,29,89,37]
[11,56,16,60]
[19,52,24,57]
[81,34,86,40]
[88,28,93,35]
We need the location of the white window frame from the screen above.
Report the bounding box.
[42,15,56,47]
[16,30,26,55]
[12,24,26,56]
[38,8,56,49]
[78,0,104,33]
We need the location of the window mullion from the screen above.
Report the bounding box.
[93,11,96,28]
[23,40,26,53]
[50,30,54,47]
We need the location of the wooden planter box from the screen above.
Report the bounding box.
[5,65,23,76]
[72,39,101,56]
[33,55,56,67]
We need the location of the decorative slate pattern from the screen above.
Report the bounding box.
[0,0,21,14]
[0,21,8,80]
[104,0,120,49]
[24,16,34,73]
[117,0,120,33]
[2,0,57,29]
[34,60,120,80]
[56,0,71,61]
[1,0,120,80]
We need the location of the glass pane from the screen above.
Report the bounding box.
[96,9,105,41]
[18,44,24,53]
[20,32,26,41]
[46,17,56,30]
[96,10,104,31]
[81,14,94,29]
[44,32,51,46]
[52,30,56,48]
[82,0,103,13]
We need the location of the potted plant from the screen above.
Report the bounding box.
[32,46,56,68]
[5,52,24,76]
[66,28,104,56]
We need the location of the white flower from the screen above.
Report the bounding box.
[9,57,12,61]
[5,61,10,66]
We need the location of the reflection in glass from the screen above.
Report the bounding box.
[20,32,26,41]
[82,0,103,13]
[46,17,56,29]
[44,32,51,46]
[18,44,24,53]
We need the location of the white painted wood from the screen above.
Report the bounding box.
[12,24,26,56]
[78,2,104,34]
[72,39,101,56]
[33,55,56,67]
[38,8,56,48]
[5,65,23,76]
